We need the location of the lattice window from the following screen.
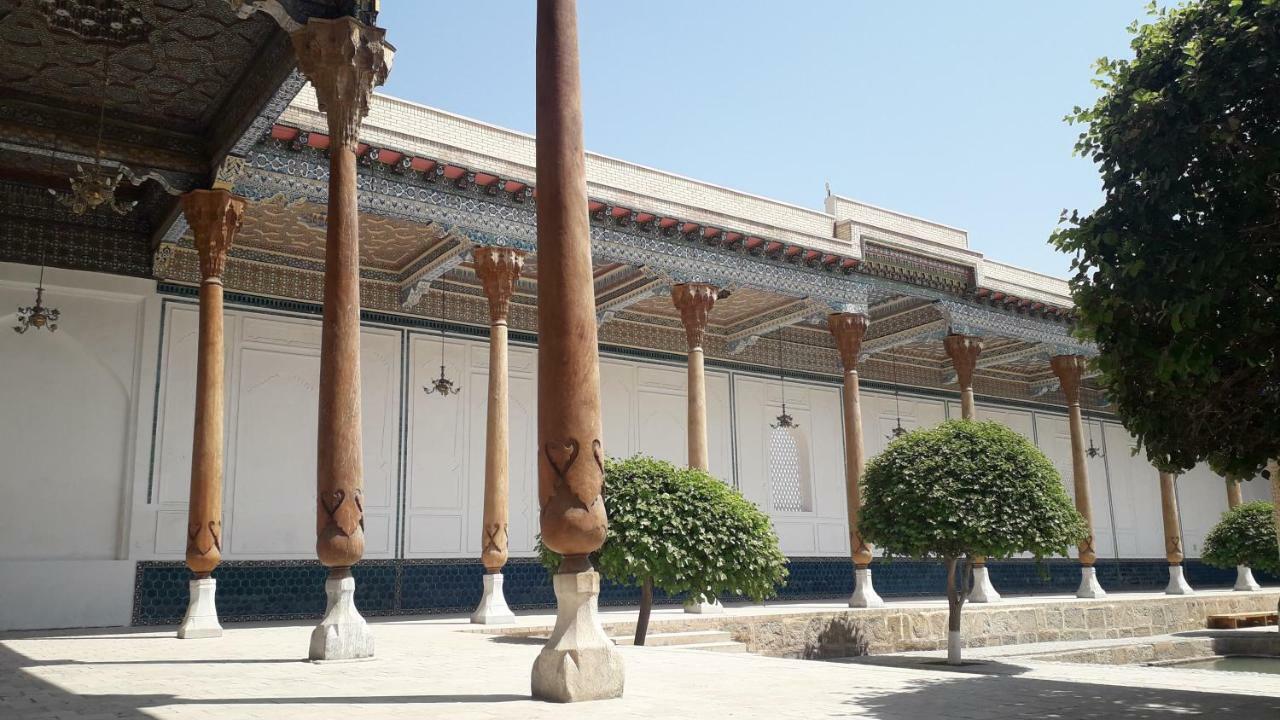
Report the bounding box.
[769,426,812,513]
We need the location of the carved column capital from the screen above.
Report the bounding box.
[180,189,245,282]
[672,283,718,351]
[943,333,983,388]
[828,312,869,371]
[1050,354,1087,406]
[474,246,526,325]
[291,17,393,152]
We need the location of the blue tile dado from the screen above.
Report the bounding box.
[132,556,1276,626]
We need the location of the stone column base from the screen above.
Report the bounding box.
[850,567,884,608]
[683,598,724,614]
[1165,564,1195,595]
[471,572,516,625]
[532,570,624,703]
[1234,565,1261,592]
[968,565,1001,603]
[177,578,222,639]
[1076,566,1106,599]
[309,574,374,661]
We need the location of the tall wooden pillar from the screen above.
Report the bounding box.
[472,246,524,624]
[672,283,719,471]
[291,16,393,662]
[1159,471,1194,595]
[531,0,623,702]
[177,189,244,639]
[829,313,883,607]
[944,333,1000,601]
[1050,355,1105,598]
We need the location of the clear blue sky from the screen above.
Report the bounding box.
[377,1,1159,279]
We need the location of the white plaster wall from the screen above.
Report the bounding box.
[0,264,156,630]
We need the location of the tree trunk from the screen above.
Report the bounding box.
[1270,463,1280,633]
[635,576,653,646]
[946,556,964,665]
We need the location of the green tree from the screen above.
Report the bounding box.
[539,455,788,646]
[859,421,1087,664]
[1050,0,1280,583]
[1202,501,1280,576]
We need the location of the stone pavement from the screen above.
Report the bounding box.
[2,612,1278,719]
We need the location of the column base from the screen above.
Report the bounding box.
[471,572,516,625]
[683,598,724,614]
[1076,566,1106,599]
[850,567,884,608]
[177,578,222,639]
[968,565,1001,603]
[309,573,374,661]
[532,571,624,703]
[1234,565,1261,592]
[1164,564,1195,596]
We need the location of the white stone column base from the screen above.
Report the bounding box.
[1234,565,1261,592]
[850,567,884,608]
[968,566,1001,603]
[683,598,724,614]
[471,572,516,624]
[177,578,222,639]
[308,574,374,661]
[532,570,624,703]
[1164,564,1195,595]
[1076,566,1106,599]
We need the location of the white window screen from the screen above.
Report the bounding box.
[769,426,812,512]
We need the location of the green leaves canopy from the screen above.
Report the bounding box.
[1202,500,1279,575]
[1050,0,1280,478]
[859,420,1088,560]
[539,455,788,604]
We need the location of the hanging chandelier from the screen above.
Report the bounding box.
[886,354,907,440]
[14,257,60,335]
[423,284,460,397]
[770,329,798,429]
[51,43,135,216]
[1085,393,1104,459]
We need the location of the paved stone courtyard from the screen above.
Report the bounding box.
[3,602,1279,720]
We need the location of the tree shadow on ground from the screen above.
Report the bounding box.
[831,669,1280,719]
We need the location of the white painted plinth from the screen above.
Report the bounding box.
[1234,566,1262,592]
[683,598,724,614]
[968,566,1001,603]
[1164,564,1195,595]
[850,568,884,608]
[946,630,962,665]
[531,571,624,703]
[177,578,222,639]
[308,574,374,661]
[471,572,515,625]
[1076,566,1106,599]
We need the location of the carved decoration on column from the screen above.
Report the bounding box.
[291,18,392,153]
[943,333,983,420]
[672,283,718,471]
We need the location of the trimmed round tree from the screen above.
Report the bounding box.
[860,420,1087,664]
[1203,501,1279,578]
[539,455,788,646]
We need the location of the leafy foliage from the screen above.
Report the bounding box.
[860,420,1088,561]
[1202,500,1279,576]
[1050,0,1280,478]
[538,455,788,604]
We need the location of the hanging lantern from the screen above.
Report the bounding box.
[50,43,135,216]
[423,284,459,397]
[14,246,61,335]
[770,328,799,429]
[886,353,907,440]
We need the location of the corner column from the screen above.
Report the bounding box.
[177,189,245,639]
[291,16,393,662]
[472,246,525,624]
[829,313,883,608]
[944,333,1000,602]
[1050,355,1106,599]
[1159,471,1195,595]
[672,283,719,472]
[531,0,623,702]
[1224,475,1262,591]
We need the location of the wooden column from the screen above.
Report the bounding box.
[177,189,244,639]
[1159,470,1194,594]
[672,283,718,471]
[1051,355,1105,598]
[291,16,392,661]
[531,0,623,702]
[829,313,883,607]
[944,334,982,420]
[471,246,524,624]
[1226,476,1244,509]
